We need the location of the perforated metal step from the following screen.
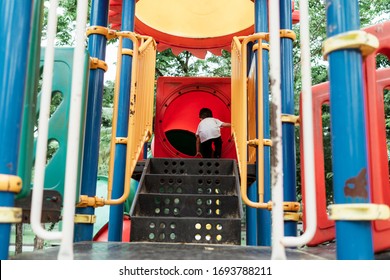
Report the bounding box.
[130,158,243,245]
[145,158,236,175]
[140,174,237,195]
[131,216,241,244]
[133,193,240,218]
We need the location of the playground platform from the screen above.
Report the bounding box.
[10,241,390,260]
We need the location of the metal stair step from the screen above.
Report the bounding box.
[133,193,240,218]
[130,216,241,245]
[141,174,238,195]
[145,158,235,176]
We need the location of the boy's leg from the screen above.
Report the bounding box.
[200,139,213,158]
[213,137,222,158]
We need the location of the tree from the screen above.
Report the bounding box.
[98,80,114,175]
[42,0,92,46]
[155,49,231,77]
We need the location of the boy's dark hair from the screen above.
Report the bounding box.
[199,108,213,119]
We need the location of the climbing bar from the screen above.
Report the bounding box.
[74,214,96,224]
[0,207,22,223]
[328,203,390,221]
[322,30,379,60]
[281,114,300,125]
[122,48,134,56]
[76,195,105,208]
[86,25,117,40]
[0,174,22,193]
[280,29,296,41]
[89,57,108,72]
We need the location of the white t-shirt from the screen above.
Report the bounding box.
[196,117,223,143]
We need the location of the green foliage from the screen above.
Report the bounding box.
[384,89,390,154]
[42,0,91,46]
[98,126,112,176]
[359,0,390,26]
[155,49,231,77]
[102,81,114,107]
[98,80,115,175]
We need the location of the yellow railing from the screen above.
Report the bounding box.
[105,32,156,205]
[77,28,156,208]
[231,33,272,209]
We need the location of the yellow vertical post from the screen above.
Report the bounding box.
[231,34,271,209]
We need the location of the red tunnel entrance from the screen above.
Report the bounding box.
[153,77,236,159]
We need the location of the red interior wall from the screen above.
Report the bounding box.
[153,77,236,159]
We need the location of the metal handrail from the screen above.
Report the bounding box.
[30,0,89,260]
[31,0,61,242]
[231,33,272,209]
[269,0,317,259]
[280,0,317,249]
[105,32,156,205]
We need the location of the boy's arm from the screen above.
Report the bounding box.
[221,122,231,127]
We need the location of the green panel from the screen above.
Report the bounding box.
[31,47,89,201]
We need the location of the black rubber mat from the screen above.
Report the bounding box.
[10,241,327,260]
[10,241,390,260]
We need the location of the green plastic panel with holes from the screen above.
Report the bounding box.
[18,47,90,200]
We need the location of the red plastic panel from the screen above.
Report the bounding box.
[301,70,390,251]
[93,215,131,242]
[301,22,390,252]
[153,77,236,159]
[363,21,390,252]
[300,82,335,246]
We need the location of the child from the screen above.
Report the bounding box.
[195,108,231,158]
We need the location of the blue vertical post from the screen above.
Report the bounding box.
[280,0,297,237]
[108,0,136,241]
[255,0,272,246]
[74,0,110,242]
[246,182,257,245]
[0,0,33,259]
[325,0,373,259]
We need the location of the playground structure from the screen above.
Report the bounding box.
[0,0,390,260]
